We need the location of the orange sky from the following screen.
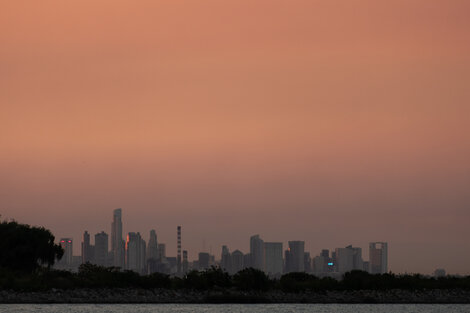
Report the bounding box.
[1,0,470,274]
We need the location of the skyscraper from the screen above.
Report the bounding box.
[335,245,363,273]
[147,229,158,261]
[264,242,283,277]
[140,235,146,273]
[81,231,93,264]
[313,255,326,274]
[285,241,305,272]
[158,243,166,261]
[59,238,73,265]
[111,208,124,268]
[250,234,265,271]
[304,252,312,273]
[221,245,232,273]
[126,232,146,274]
[94,231,109,266]
[369,242,388,274]
[198,252,210,270]
[231,249,244,274]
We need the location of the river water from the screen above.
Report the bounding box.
[0,304,469,313]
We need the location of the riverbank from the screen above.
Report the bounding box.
[1,289,469,304]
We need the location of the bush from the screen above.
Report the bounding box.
[233,268,272,291]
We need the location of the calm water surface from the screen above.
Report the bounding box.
[0,304,469,313]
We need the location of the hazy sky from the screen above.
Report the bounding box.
[1,0,470,274]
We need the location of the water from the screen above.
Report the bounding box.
[0,304,469,313]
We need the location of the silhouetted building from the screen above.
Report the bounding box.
[221,245,232,273]
[231,249,244,274]
[158,243,166,261]
[140,235,146,272]
[147,258,159,274]
[285,241,305,272]
[111,208,125,268]
[165,257,176,273]
[81,231,93,264]
[313,249,334,274]
[59,238,73,265]
[250,235,265,271]
[336,245,363,273]
[94,231,109,266]
[147,229,158,261]
[363,261,370,272]
[369,242,388,274]
[146,230,158,274]
[126,232,146,274]
[198,252,210,270]
[264,242,283,277]
[313,255,326,274]
[243,253,252,269]
[304,252,312,273]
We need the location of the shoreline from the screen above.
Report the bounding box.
[1,289,469,304]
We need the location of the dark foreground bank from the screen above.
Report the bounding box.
[1,288,470,304]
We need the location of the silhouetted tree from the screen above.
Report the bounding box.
[203,266,232,289]
[0,221,63,272]
[184,270,209,290]
[280,272,318,292]
[233,268,272,291]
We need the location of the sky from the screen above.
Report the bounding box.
[1,0,470,275]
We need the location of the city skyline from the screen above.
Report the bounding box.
[35,207,448,276]
[2,1,470,276]
[55,208,390,278]
[0,203,465,275]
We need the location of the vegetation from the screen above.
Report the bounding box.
[1,265,470,292]
[0,220,63,273]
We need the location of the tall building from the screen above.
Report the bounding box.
[250,235,265,271]
[94,231,109,266]
[111,208,124,268]
[140,235,146,273]
[231,250,244,274]
[126,232,146,274]
[285,241,305,272]
[147,229,158,261]
[313,255,326,274]
[221,245,232,273]
[243,253,252,269]
[81,231,93,264]
[352,247,363,270]
[369,242,388,274]
[304,252,312,273]
[59,238,73,265]
[313,249,334,274]
[335,245,363,273]
[198,252,210,270]
[264,242,283,277]
[158,243,166,261]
